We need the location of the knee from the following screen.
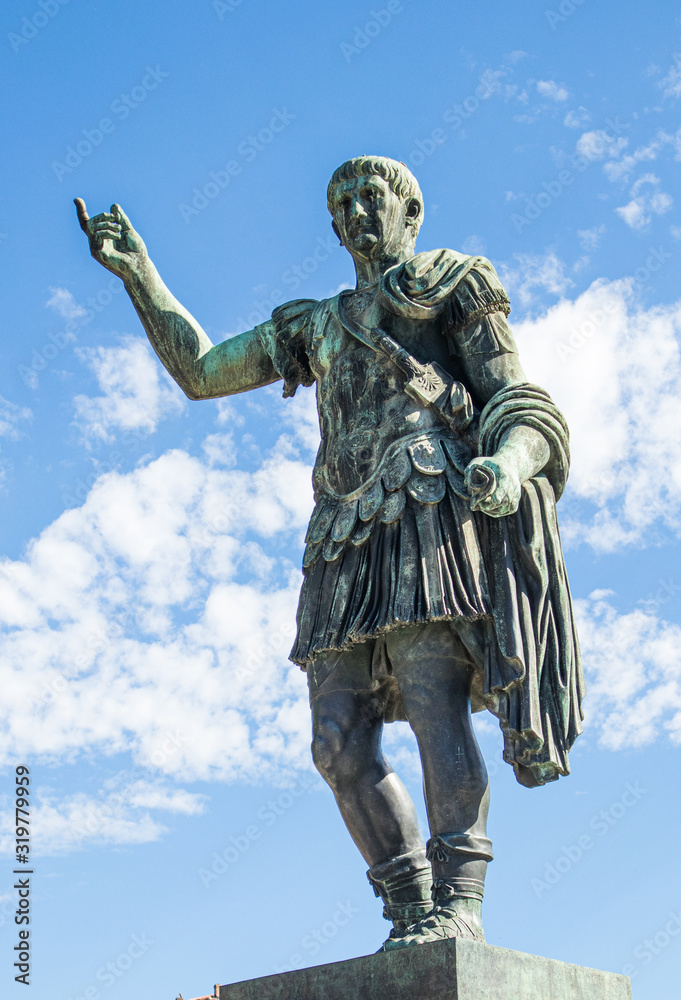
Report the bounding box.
[311,716,341,784]
[311,713,370,791]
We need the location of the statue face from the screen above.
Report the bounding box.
[331,174,416,262]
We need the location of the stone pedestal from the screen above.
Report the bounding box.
[207,939,631,999]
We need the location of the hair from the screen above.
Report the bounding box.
[327,155,423,233]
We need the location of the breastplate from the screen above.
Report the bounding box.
[311,305,465,496]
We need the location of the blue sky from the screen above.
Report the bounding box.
[1,0,681,997]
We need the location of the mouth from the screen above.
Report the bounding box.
[348,221,380,246]
[349,222,376,236]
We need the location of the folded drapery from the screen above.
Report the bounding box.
[459,381,584,787]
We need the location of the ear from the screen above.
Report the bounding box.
[405,198,421,225]
[332,219,344,245]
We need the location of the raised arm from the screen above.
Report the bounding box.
[74,199,279,400]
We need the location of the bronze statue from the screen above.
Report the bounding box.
[75,155,584,951]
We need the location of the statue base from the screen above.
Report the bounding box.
[191,938,632,999]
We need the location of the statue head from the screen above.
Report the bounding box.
[327,156,423,264]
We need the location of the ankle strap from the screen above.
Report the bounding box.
[426,833,493,863]
[432,876,485,903]
[382,898,433,925]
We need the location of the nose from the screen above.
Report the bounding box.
[349,197,367,220]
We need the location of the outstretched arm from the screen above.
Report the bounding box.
[74,199,279,400]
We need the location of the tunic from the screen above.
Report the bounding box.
[257,249,585,788]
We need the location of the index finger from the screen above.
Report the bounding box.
[111,203,132,232]
[74,197,90,233]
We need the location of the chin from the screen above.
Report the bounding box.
[352,233,382,258]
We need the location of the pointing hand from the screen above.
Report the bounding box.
[74,198,148,280]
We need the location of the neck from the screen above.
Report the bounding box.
[352,245,414,289]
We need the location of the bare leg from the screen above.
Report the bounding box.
[311,687,423,866]
[387,622,489,842]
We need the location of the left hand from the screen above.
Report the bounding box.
[464,455,521,517]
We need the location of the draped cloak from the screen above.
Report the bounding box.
[257,249,585,788]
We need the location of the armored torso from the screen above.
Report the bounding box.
[302,291,475,568]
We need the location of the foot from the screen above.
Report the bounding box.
[376,903,435,953]
[375,924,408,953]
[382,898,484,950]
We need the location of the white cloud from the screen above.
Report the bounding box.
[577,224,606,251]
[564,106,591,129]
[201,431,237,468]
[461,234,487,255]
[513,79,571,124]
[73,336,186,443]
[498,252,573,309]
[572,255,591,274]
[602,130,678,184]
[0,396,32,440]
[513,80,570,125]
[0,396,32,490]
[576,593,681,750]
[280,385,321,455]
[215,398,246,427]
[477,67,518,102]
[615,199,648,230]
[0,409,317,830]
[383,723,422,783]
[46,287,87,321]
[0,775,207,855]
[576,129,628,162]
[512,271,681,550]
[537,79,569,101]
[642,189,673,215]
[660,52,681,99]
[615,174,673,230]
[327,282,354,297]
[603,140,658,184]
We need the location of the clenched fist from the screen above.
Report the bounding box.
[464,454,522,518]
